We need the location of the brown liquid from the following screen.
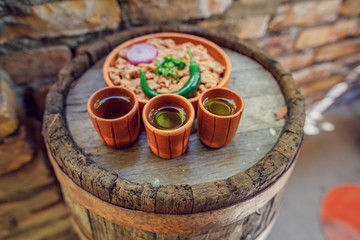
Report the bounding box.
[149,106,186,130]
[94,96,132,119]
[203,97,236,116]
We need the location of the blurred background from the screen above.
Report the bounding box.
[0,0,359,239]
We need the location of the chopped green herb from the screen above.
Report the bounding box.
[174,58,186,69]
[154,56,186,80]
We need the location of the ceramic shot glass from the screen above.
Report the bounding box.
[87,87,140,148]
[142,94,195,159]
[197,87,244,148]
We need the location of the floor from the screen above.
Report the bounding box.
[268,87,360,240]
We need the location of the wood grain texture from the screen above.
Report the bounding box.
[62,188,92,238]
[43,25,305,219]
[65,183,283,240]
[47,144,295,234]
[65,52,286,187]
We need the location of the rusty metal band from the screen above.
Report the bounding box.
[70,212,277,240]
[48,147,296,234]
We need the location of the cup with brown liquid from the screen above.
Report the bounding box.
[197,87,244,148]
[142,94,195,159]
[87,87,140,148]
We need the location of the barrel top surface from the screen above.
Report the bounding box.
[66,49,285,186]
[43,25,305,214]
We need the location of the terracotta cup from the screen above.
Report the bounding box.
[142,94,195,159]
[87,87,140,148]
[197,87,244,148]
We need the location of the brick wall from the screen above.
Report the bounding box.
[0,0,359,239]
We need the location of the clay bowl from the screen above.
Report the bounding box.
[142,94,195,159]
[102,32,231,111]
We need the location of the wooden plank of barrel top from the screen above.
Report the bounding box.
[43,25,305,240]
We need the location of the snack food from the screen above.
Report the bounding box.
[107,38,225,100]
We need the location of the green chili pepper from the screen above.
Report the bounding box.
[140,47,201,99]
[140,69,159,98]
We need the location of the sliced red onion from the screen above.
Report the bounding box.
[126,43,158,65]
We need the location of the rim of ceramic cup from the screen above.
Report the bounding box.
[87,86,139,122]
[198,87,244,119]
[142,94,195,135]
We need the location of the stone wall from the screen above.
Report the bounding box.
[0,69,77,239]
[1,0,359,106]
[197,0,360,105]
[0,0,359,239]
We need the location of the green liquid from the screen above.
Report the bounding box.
[149,106,186,130]
[203,97,236,116]
[94,96,132,119]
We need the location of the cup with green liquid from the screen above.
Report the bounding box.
[142,94,195,159]
[197,87,244,148]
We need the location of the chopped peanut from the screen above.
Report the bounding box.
[108,38,225,100]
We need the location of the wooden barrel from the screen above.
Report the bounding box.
[43,25,305,240]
